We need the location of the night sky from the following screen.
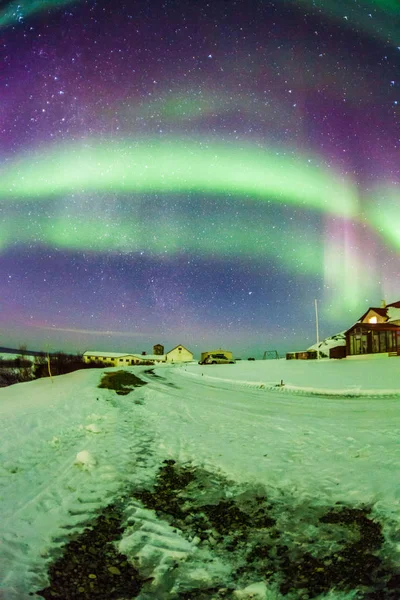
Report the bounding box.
[0,0,399,357]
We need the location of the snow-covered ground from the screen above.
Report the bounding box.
[1,358,400,599]
[183,355,400,395]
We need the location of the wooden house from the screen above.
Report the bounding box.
[345,301,400,357]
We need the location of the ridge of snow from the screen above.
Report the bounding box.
[178,368,400,398]
[307,331,346,353]
[387,306,400,322]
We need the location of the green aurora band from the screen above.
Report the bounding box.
[0,138,359,218]
[0,0,80,28]
[366,187,400,251]
[0,137,394,321]
[293,0,400,46]
[0,211,322,276]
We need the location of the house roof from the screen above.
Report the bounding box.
[387,301,400,309]
[132,354,165,360]
[358,307,387,322]
[83,351,134,358]
[166,344,193,355]
[357,300,400,323]
[83,351,165,360]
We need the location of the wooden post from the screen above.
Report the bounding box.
[315,299,320,360]
[47,353,53,383]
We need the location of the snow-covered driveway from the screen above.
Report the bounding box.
[1,361,400,599]
[140,367,400,519]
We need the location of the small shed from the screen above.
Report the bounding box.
[285,351,317,360]
[329,345,347,359]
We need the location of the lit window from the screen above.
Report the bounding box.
[369,316,377,324]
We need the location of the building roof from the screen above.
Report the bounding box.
[357,300,400,324]
[358,307,387,322]
[166,344,193,355]
[132,354,165,360]
[83,351,166,360]
[83,351,134,358]
[387,301,400,309]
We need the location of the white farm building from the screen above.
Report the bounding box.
[165,344,193,363]
[83,344,193,366]
[82,352,165,366]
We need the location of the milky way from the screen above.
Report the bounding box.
[1,0,399,356]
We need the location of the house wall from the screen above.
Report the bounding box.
[116,355,137,365]
[346,328,400,356]
[329,346,347,359]
[83,354,140,365]
[166,346,193,362]
[285,351,317,360]
[83,354,117,365]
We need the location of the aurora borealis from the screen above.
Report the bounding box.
[1,0,399,356]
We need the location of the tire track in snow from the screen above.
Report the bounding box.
[0,381,161,600]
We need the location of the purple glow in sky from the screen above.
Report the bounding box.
[0,0,399,356]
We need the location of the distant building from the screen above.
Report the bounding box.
[153,344,164,355]
[82,351,165,365]
[329,346,347,359]
[345,300,400,357]
[286,351,317,360]
[165,344,193,363]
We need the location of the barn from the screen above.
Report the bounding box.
[165,345,193,363]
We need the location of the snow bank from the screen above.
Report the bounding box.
[181,355,400,396]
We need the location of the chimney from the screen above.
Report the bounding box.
[381,299,387,308]
[141,351,146,355]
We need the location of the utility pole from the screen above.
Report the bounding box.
[315,298,320,360]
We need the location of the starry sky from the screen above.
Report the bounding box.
[0,0,399,357]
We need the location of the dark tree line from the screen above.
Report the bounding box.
[0,353,111,387]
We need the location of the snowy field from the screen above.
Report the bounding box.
[1,357,400,599]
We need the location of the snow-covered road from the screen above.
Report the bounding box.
[1,362,400,599]
[140,367,400,518]
[0,369,158,599]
